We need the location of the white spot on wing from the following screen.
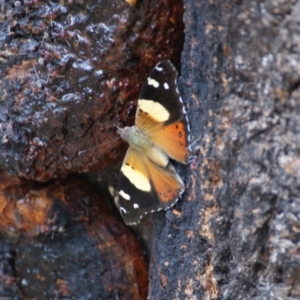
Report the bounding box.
[121,164,151,191]
[139,99,170,122]
[164,82,169,90]
[155,65,163,71]
[120,207,127,214]
[119,190,130,200]
[133,203,139,209]
[124,194,182,226]
[147,77,159,88]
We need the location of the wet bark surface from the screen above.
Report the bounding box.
[0,0,183,181]
[148,0,300,299]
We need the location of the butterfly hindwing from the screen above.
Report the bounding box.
[148,120,189,164]
[146,159,185,207]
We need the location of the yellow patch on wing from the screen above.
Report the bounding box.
[138,99,170,122]
[121,149,151,192]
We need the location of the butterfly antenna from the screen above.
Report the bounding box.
[78,137,121,155]
[114,124,123,132]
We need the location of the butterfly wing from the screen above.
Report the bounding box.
[135,60,190,164]
[118,148,160,225]
[118,147,184,225]
[118,60,190,225]
[146,158,185,209]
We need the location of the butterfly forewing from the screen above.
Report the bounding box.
[136,61,184,126]
[146,160,185,207]
[118,149,162,225]
[136,60,190,164]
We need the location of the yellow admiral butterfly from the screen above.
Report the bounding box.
[117,60,190,225]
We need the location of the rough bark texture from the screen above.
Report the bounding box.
[0,1,184,299]
[148,0,300,299]
[0,0,183,181]
[0,171,148,299]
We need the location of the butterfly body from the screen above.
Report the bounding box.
[117,61,190,225]
[119,126,152,152]
[117,126,169,167]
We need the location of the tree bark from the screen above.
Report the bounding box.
[149,0,300,299]
[0,0,184,298]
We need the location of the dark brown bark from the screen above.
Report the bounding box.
[0,0,183,181]
[0,0,184,299]
[148,0,300,299]
[0,171,148,299]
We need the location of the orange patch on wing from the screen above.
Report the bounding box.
[150,120,189,164]
[147,162,184,206]
[135,110,189,164]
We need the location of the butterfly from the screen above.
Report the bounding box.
[117,60,190,225]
